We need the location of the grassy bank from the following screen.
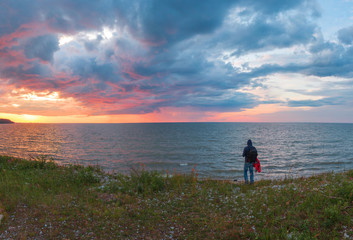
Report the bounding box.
[0,155,352,239]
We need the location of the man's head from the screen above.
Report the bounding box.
[247,139,252,146]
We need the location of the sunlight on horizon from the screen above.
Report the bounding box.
[1,104,289,123]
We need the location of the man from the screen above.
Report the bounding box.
[242,139,257,184]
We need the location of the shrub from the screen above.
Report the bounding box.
[106,168,166,195]
[322,204,342,228]
[336,181,353,202]
[130,169,165,194]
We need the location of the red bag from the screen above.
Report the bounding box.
[253,158,261,173]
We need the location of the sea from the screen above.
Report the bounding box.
[0,122,352,180]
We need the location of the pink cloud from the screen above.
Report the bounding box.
[0,49,29,67]
[0,22,57,70]
[123,70,152,81]
[0,22,48,49]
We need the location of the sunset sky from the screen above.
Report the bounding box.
[1,0,353,123]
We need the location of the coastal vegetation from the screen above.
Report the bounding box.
[0,155,352,239]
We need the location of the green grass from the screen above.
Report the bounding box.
[0,155,352,239]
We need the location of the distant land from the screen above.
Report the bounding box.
[0,118,14,124]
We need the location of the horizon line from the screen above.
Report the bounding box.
[8,121,353,124]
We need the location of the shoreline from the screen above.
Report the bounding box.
[1,153,350,182]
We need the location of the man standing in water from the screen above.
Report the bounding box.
[243,139,257,184]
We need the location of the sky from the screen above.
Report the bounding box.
[0,0,353,123]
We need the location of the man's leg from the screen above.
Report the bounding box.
[244,163,249,184]
[249,163,254,184]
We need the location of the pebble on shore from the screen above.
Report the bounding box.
[0,200,7,225]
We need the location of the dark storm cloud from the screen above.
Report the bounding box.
[228,14,317,57]
[110,0,238,47]
[338,25,353,45]
[0,0,318,46]
[24,35,59,62]
[306,38,353,78]
[0,0,40,35]
[68,57,117,82]
[114,0,318,50]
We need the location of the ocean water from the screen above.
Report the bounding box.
[0,122,352,180]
